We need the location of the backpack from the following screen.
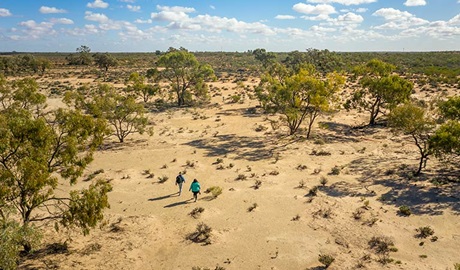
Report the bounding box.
[176,175,184,184]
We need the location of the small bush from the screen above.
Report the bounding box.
[252,180,262,189]
[296,164,308,171]
[368,236,395,255]
[314,208,333,219]
[454,263,460,270]
[318,254,335,268]
[308,186,318,196]
[235,174,247,181]
[161,164,168,169]
[205,186,223,198]
[329,166,341,175]
[269,170,279,176]
[291,214,300,221]
[320,176,328,186]
[186,160,195,168]
[247,203,258,212]
[352,208,365,220]
[187,222,212,245]
[158,175,169,183]
[214,158,224,164]
[297,180,306,189]
[189,207,205,219]
[398,205,411,216]
[310,149,331,156]
[416,226,434,238]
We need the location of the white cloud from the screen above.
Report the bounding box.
[135,19,152,24]
[17,20,56,39]
[373,8,429,29]
[127,5,141,12]
[293,3,336,15]
[0,8,12,17]
[355,8,368,13]
[301,14,331,21]
[87,0,109,9]
[334,12,364,24]
[85,11,110,23]
[39,6,67,14]
[210,5,216,10]
[275,15,296,20]
[404,0,427,6]
[310,25,337,32]
[306,0,377,5]
[119,0,135,2]
[50,18,74,24]
[156,5,196,13]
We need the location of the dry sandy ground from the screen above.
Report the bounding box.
[19,77,460,270]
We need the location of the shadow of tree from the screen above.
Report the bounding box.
[185,134,278,161]
[341,156,460,215]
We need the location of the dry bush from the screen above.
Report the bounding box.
[187,222,213,245]
[189,207,205,219]
[247,203,258,212]
[318,254,335,268]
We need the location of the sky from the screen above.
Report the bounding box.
[0,0,459,52]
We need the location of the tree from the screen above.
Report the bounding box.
[388,102,435,175]
[0,78,111,265]
[257,67,344,137]
[125,72,159,103]
[67,45,92,66]
[430,96,460,160]
[157,48,215,106]
[68,84,149,143]
[93,53,117,72]
[252,48,277,69]
[347,59,413,125]
[304,48,344,74]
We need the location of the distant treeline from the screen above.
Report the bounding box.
[1,50,460,84]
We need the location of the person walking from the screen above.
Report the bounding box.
[189,179,201,202]
[175,172,186,196]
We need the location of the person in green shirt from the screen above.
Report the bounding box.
[189,179,201,202]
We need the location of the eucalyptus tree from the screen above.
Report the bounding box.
[157,48,215,106]
[0,77,111,266]
[347,59,413,125]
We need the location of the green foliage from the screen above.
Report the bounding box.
[430,120,460,158]
[398,205,411,216]
[67,45,92,66]
[157,48,215,106]
[205,186,223,198]
[388,103,435,175]
[438,96,460,120]
[318,254,335,268]
[0,77,111,264]
[125,72,159,103]
[348,59,413,125]
[69,84,148,143]
[252,48,277,69]
[256,66,344,137]
[416,226,434,238]
[93,53,118,72]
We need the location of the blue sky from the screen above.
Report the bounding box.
[0,0,459,52]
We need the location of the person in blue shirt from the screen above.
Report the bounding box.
[189,179,201,202]
[175,172,186,196]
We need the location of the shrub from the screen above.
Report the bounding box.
[298,180,306,189]
[296,164,308,171]
[352,208,365,220]
[310,149,331,156]
[314,208,333,219]
[416,226,434,238]
[454,263,460,270]
[187,223,212,245]
[189,207,205,219]
[320,176,328,186]
[252,180,262,189]
[308,186,318,196]
[368,236,395,255]
[318,254,335,268]
[235,174,247,181]
[247,203,258,212]
[205,186,223,198]
[329,166,341,175]
[158,175,169,183]
[291,214,300,221]
[214,158,224,164]
[398,205,411,216]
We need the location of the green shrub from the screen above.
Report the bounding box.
[205,186,223,198]
[416,226,434,238]
[329,166,341,175]
[398,205,411,216]
[318,254,335,268]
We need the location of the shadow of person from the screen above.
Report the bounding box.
[148,193,178,201]
[163,198,193,208]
